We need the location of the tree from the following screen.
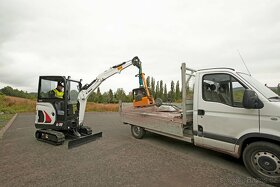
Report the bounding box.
[175,80,180,101]
[1,86,13,96]
[146,76,151,88]
[126,91,133,102]
[88,91,95,102]
[155,81,159,99]
[94,87,102,103]
[0,86,34,99]
[168,81,175,102]
[115,88,127,102]
[102,91,109,103]
[159,80,163,99]
[108,89,114,103]
[151,77,155,97]
[163,83,168,102]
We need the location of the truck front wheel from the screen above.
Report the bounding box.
[131,125,145,139]
[243,141,280,184]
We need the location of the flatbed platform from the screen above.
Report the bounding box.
[120,104,193,142]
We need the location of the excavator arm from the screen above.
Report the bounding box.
[133,59,155,107]
[77,56,141,126]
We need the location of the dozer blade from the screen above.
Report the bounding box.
[68,132,102,149]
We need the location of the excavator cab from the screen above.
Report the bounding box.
[35,76,101,148]
[36,76,81,131]
[132,87,154,107]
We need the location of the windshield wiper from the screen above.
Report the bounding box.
[268,96,280,99]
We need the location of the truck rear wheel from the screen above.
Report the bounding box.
[131,125,145,139]
[243,141,280,185]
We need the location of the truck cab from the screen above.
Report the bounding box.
[192,68,280,154]
[192,67,280,184]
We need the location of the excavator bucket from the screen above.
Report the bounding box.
[68,132,102,149]
[132,56,141,69]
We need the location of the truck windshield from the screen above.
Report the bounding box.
[238,73,279,100]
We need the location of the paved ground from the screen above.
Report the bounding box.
[0,112,271,187]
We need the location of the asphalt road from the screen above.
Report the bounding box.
[0,112,271,187]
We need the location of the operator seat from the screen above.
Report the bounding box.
[218,85,231,105]
[55,101,65,116]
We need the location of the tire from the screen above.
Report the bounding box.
[131,125,145,139]
[35,131,41,139]
[243,141,280,185]
[155,98,163,107]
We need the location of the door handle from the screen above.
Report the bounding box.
[198,109,205,116]
[198,125,203,137]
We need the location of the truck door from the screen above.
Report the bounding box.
[196,73,259,153]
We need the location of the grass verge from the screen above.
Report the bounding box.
[0,95,35,130]
[0,95,36,114]
[0,95,120,114]
[86,103,119,112]
[0,95,120,113]
[0,114,14,130]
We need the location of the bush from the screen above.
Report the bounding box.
[0,86,35,99]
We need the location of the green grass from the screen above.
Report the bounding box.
[0,95,35,114]
[0,95,35,130]
[0,114,14,130]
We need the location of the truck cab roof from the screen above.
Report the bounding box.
[197,67,236,73]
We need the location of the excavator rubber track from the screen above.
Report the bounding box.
[35,129,65,145]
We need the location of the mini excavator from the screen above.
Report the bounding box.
[35,56,151,148]
[132,59,155,107]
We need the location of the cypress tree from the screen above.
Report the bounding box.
[146,76,151,88]
[151,77,155,97]
[163,83,167,102]
[175,80,180,101]
[169,81,175,102]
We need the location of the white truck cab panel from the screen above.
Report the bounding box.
[260,99,280,137]
[237,73,280,139]
[194,69,260,154]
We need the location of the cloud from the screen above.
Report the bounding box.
[0,0,279,93]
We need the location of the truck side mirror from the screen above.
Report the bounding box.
[243,89,264,109]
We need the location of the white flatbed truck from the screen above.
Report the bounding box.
[120,63,280,185]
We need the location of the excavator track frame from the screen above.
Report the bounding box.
[35,129,65,145]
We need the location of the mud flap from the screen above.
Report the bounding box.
[68,132,102,149]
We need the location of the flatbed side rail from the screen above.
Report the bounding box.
[181,63,196,125]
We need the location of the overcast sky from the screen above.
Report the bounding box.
[0,0,279,93]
